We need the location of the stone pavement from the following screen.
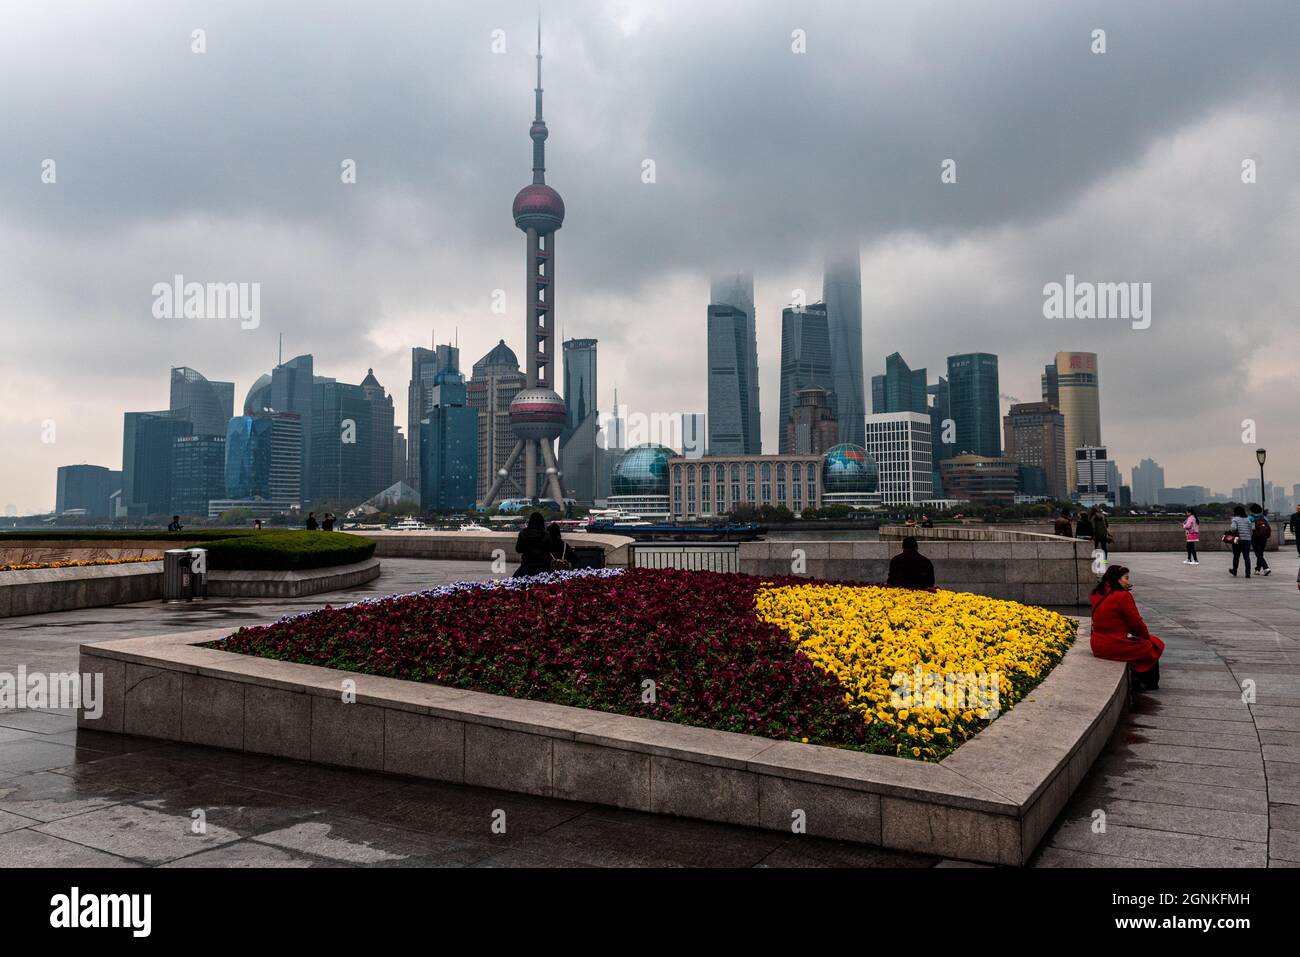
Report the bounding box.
[3,552,1294,867]
[0,558,935,868]
[1031,551,1300,867]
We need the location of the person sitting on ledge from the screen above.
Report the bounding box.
[514,511,554,577]
[886,536,935,590]
[1089,564,1165,691]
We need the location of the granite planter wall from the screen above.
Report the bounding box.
[77,622,1124,865]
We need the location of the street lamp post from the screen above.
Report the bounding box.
[1256,448,1267,512]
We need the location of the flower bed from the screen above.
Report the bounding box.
[0,557,160,572]
[210,568,1076,760]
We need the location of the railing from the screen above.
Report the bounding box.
[629,544,740,573]
[879,525,1067,543]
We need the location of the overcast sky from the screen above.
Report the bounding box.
[2,0,1297,513]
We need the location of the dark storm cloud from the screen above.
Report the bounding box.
[1,0,1297,510]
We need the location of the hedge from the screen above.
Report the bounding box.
[203,531,376,571]
[0,529,375,571]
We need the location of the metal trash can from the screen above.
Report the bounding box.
[163,549,194,603]
[187,548,208,600]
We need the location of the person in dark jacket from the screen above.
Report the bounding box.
[1248,504,1271,576]
[1290,505,1300,557]
[1053,509,1073,538]
[306,512,318,531]
[322,513,336,532]
[547,523,576,569]
[167,516,183,532]
[1089,565,1164,690]
[514,512,553,577]
[1075,509,1094,541]
[1091,506,1111,560]
[886,537,935,589]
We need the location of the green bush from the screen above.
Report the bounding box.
[203,531,376,571]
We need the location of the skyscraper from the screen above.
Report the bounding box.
[864,412,933,505]
[823,254,866,447]
[777,303,833,453]
[707,303,756,455]
[786,386,840,455]
[559,338,599,503]
[224,412,302,507]
[710,272,761,454]
[946,353,1001,458]
[927,376,951,496]
[1003,402,1067,500]
[420,367,478,512]
[360,368,396,499]
[170,434,226,516]
[310,379,377,508]
[871,353,927,414]
[270,354,314,498]
[468,341,527,504]
[407,344,459,494]
[169,367,234,437]
[121,410,191,516]
[55,464,120,517]
[1048,352,1101,491]
[1131,458,1164,507]
[483,23,568,506]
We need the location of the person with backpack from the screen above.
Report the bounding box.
[1249,504,1271,576]
[1227,505,1254,578]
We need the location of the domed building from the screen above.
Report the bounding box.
[607,443,673,517]
[821,443,882,509]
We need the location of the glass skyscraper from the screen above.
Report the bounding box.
[122,410,191,516]
[560,338,599,503]
[871,352,927,415]
[420,368,478,511]
[777,303,833,453]
[224,412,302,504]
[709,273,761,454]
[946,353,1001,459]
[171,433,227,516]
[311,380,375,508]
[55,464,120,517]
[823,255,866,447]
[408,344,459,494]
[169,367,234,437]
[271,354,314,498]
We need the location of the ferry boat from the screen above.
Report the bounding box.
[457,522,491,533]
[388,517,430,531]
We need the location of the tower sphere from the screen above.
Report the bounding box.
[509,387,567,440]
[512,184,565,235]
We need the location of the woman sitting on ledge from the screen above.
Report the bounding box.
[1089,565,1164,691]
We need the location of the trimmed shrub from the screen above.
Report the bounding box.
[203,531,376,571]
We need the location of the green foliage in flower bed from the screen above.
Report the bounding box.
[202,532,375,571]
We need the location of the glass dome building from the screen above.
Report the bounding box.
[821,443,882,508]
[607,443,673,517]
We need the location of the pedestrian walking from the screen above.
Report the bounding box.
[1249,504,1271,576]
[1182,508,1199,564]
[1075,508,1094,542]
[1290,505,1300,558]
[1226,505,1254,578]
[1089,565,1165,691]
[1091,506,1112,561]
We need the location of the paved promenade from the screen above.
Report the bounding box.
[1,552,1295,867]
[1032,551,1299,867]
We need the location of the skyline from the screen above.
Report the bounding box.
[4,0,1299,512]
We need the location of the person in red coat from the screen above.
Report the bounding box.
[1089,565,1165,690]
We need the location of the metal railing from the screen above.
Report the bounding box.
[629,544,740,573]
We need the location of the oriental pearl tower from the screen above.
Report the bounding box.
[483,19,568,508]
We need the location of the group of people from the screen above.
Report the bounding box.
[1222,503,1277,578]
[513,511,578,576]
[1053,506,1112,558]
[305,512,337,531]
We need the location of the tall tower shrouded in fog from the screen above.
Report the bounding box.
[484,19,568,506]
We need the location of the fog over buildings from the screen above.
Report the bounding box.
[2,0,1298,511]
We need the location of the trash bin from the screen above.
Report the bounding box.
[163,549,194,603]
[187,548,208,600]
